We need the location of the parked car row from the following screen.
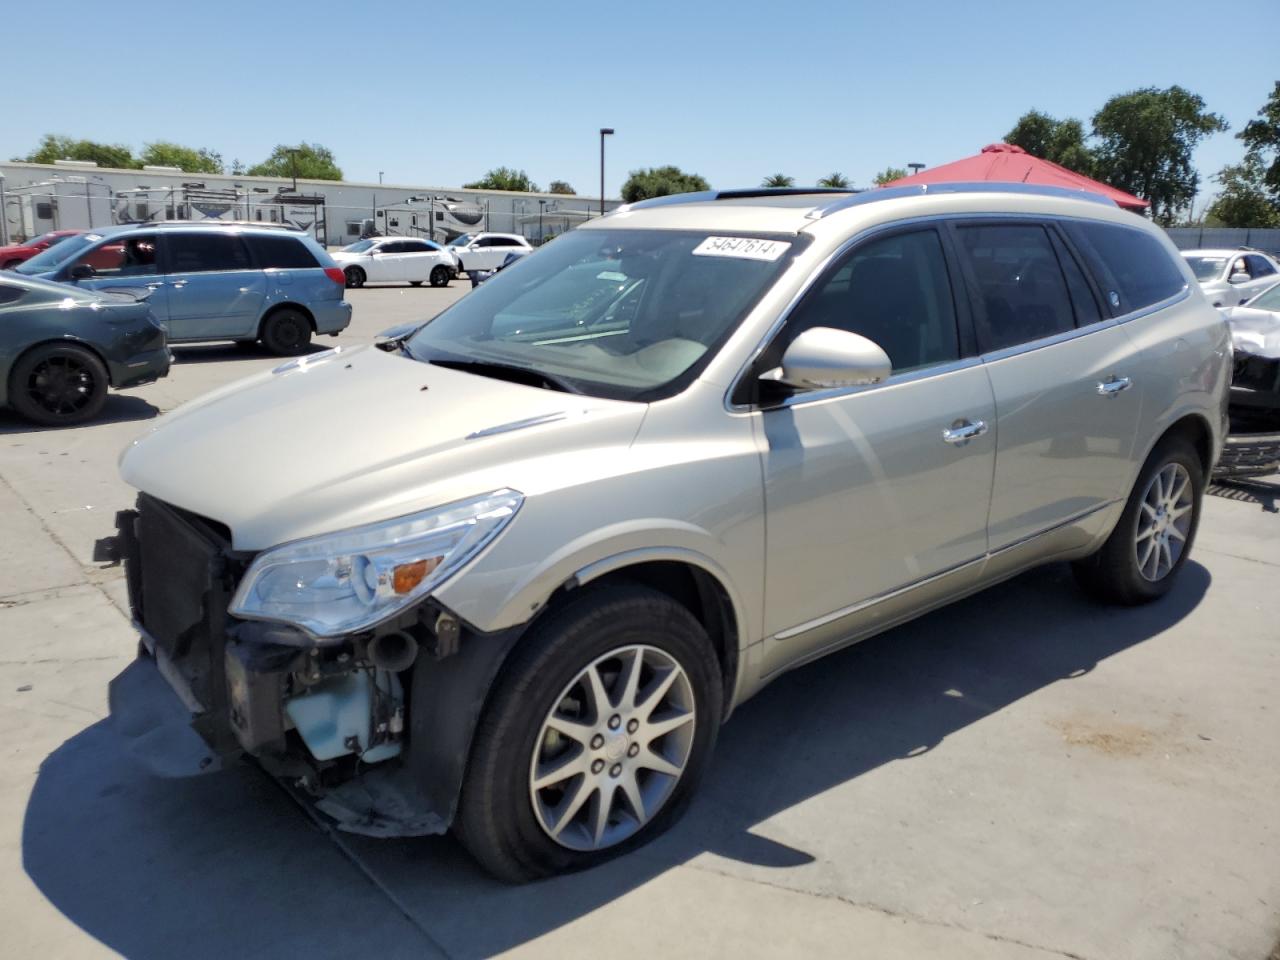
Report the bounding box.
[2,222,352,425]
[1181,247,1280,476]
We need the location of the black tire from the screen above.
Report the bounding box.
[429,266,450,288]
[454,583,723,883]
[1072,435,1204,605]
[409,280,424,287]
[344,266,365,289]
[259,308,312,356]
[9,342,109,426]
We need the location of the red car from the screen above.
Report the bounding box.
[0,229,84,269]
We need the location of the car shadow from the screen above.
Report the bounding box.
[23,561,1210,959]
[0,394,159,435]
[169,342,330,365]
[1208,477,1280,513]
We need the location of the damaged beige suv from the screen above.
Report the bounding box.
[101,183,1230,882]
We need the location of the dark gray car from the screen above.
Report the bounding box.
[0,274,169,426]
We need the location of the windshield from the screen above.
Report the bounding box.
[446,234,473,248]
[15,232,104,275]
[342,239,376,253]
[1183,255,1227,282]
[405,228,802,401]
[1247,281,1280,311]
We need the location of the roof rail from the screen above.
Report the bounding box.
[807,181,1118,219]
[620,187,858,212]
[141,220,301,230]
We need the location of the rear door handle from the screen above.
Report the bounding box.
[1097,376,1132,396]
[169,280,188,289]
[942,419,988,444]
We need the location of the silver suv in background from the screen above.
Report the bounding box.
[102,183,1229,882]
[1181,247,1280,307]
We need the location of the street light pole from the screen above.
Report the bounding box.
[599,128,614,218]
[538,199,546,244]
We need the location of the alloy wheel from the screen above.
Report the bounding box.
[529,644,696,852]
[26,355,97,418]
[1135,462,1193,581]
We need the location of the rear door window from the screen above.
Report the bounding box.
[954,223,1076,352]
[1048,229,1104,327]
[1246,255,1276,278]
[166,233,253,274]
[247,234,318,269]
[1064,221,1187,314]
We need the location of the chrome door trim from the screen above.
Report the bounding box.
[769,498,1118,645]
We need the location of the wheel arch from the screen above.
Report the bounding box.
[1144,411,1215,479]
[257,301,316,337]
[5,336,114,404]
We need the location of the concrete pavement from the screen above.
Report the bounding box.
[2,282,1278,959]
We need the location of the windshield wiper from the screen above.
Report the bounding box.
[429,358,582,394]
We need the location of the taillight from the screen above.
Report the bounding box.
[324,267,345,285]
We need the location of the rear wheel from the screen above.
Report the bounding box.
[344,266,365,289]
[455,584,722,883]
[9,343,108,426]
[430,266,450,287]
[1072,436,1204,604]
[260,308,312,356]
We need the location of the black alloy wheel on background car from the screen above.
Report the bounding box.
[344,266,365,289]
[9,342,109,426]
[430,266,450,288]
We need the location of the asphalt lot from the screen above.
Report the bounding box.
[2,281,1278,959]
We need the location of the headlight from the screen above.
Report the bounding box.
[229,489,522,638]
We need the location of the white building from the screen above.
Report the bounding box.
[0,161,621,248]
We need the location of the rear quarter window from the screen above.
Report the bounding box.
[246,234,320,269]
[1065,221,1187,315]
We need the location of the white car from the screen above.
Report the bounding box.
[1181,247,1280,308]
[447,232,533,272]
[331,237,458,289]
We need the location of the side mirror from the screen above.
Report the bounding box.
[69,263,94,280]
[760,327,892,392]
[1229,271,1251,284]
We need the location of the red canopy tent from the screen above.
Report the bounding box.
[882,143,1149,213]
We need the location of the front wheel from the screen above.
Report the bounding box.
[344,266,365,289]
[429,266,450,287]
[454,584,722,883]
[1072,436,1204,605]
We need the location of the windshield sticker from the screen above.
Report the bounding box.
[692,236,791,262]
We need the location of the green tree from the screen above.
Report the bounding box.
[873,166,908,185]
[817,172,851,188]
[464,167,539,192]
[547,180,576,195]
[230,158,245,176]
[139,141,223,174]
[20,133,136,169]
[247,142,343,181]
[1091,86,1227,225]
[1238,80,1280,198]
[620,166,711,203]
[1005,110,1095,175]
[1204,157,1280,228]
[762,173,795,187]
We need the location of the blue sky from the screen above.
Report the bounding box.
[4,0,1274,211]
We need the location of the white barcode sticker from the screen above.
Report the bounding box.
[692,236,791,261]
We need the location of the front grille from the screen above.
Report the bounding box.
[124,494,243,749]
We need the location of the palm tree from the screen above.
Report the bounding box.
[762,173,795,188]
[818,172,851,188]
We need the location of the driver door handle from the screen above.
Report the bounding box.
[1097,376,1132,396]
[942,419,988,444]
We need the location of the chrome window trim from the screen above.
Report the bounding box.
[769,498,1118,644]
[724,211,1189,413]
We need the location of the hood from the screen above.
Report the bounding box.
[1224,305,1280,360]
[0,243,34,259]
[329,250,367,263]
[119,344,645,550]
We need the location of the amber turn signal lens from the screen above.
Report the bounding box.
[392,556,442,594]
